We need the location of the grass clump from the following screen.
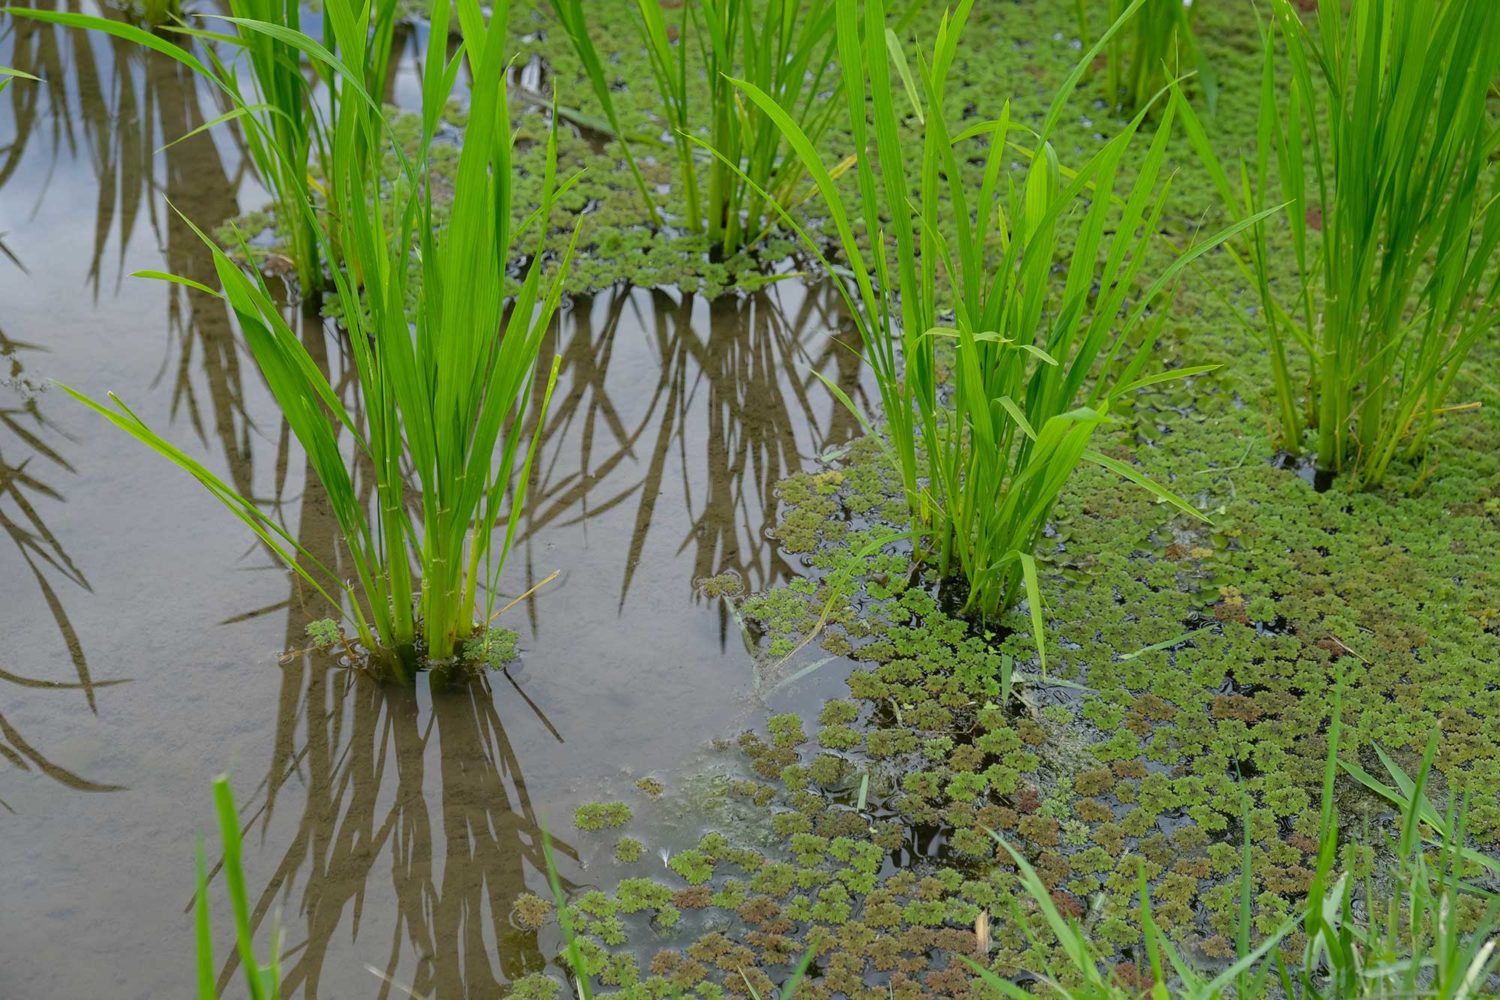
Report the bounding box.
[1182,0,1500,488]
[45,0,575,678]
[1087,0,1212,114]
[547,0,865,258]
[728,0,1266,663]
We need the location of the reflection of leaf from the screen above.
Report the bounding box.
[513,282,870,644]
[0,232,25,272]
[0,712,124,792]
[0,336,113,795]
[223,657,579,998]
[0,664,128,690]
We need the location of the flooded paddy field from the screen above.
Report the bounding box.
[4,1,1500,998]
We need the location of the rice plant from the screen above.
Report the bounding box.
[196,775,281,1000]
[55,0,576,677]
[1091,0,1213,113]
[8,0,399,293]
[967,688,1500,998]
[715,0,1270,664]
[547,0,858,258]
[1179,0,1500,488]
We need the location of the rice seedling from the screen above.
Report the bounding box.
[548,0,878,258]
[7,0,399,293]
[53,0,577,677]
[1090,0,1214,114]
[196,775,281,1000]
[713,0,1272,665]
[1178,0,1500,488]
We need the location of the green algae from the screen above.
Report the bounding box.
[505,972,561,999]
[462,626,519,668]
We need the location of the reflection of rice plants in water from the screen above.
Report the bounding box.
[0,23,260,806]
[512,282,868,646]
[0,56,107,781]
[228,661,577,998]
[0,327,124,802]
[2,8,258,496]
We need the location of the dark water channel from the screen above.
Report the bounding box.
[0,7,869,996]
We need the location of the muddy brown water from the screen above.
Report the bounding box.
[0,9,870,997]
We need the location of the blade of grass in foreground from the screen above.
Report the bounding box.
[195,775,280,1000]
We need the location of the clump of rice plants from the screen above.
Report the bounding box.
[719,0,1269,664]
[59,0,575,678]
[548,0,867,258]
[9,0,399,293]
[1085,0,1213,113]
[1180,0,1500,489]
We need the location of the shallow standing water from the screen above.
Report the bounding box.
[0,9,869,996]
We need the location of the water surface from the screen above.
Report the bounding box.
[0,9,868,995]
